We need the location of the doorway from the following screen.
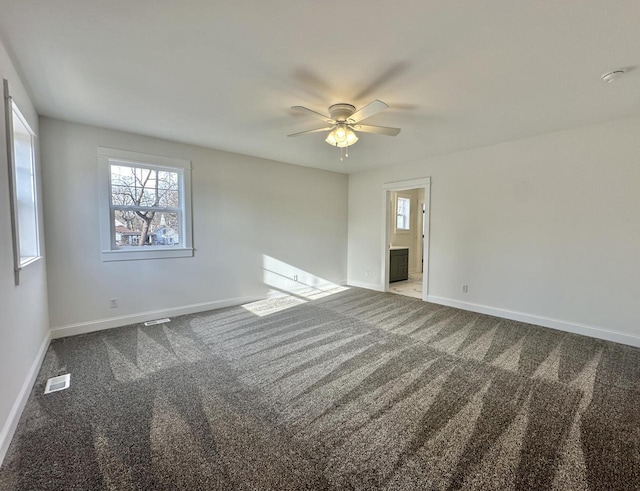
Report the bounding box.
[381,178,431,301]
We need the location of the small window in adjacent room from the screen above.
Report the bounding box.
[9,99,40,267]
[98,147,193,261]
[396,196,411,231]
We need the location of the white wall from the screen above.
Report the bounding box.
[0,41,50,462]
[40,118,348,335]
[348,116,640,345]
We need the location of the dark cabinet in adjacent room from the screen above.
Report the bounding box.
[389,247,409,282]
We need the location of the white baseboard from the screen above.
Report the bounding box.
[347,280,385,292]
[0,331,51,466]
[50,295,265,339]
[427,295,640,348]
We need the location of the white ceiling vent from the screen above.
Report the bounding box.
[144,318,171,326]
[44,374,71,394]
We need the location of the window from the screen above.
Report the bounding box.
[6,92,40,270]
[396,196,411,231]
[98,148,193,261]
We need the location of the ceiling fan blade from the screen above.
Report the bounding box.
[291,106,332,123]
[287,126,333,137]
[348,100,389,124]
[352,124,401,136]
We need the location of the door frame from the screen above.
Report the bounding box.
[417,198,425,273]
[381,177,431,301]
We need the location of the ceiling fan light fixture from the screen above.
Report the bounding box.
[325,126,358,148]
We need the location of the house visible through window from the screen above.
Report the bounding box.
[110,163,181,247]
[10,100,40,267]
[396,196,411,231]
[98,148,193,261]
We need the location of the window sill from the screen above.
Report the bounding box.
[19,256,42,269]
[101,247,194,262]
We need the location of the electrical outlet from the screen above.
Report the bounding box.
[109,298,118,308]
[461,284,468,293]
[293,274,298,282]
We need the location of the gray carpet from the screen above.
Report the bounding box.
[1,287,639,490]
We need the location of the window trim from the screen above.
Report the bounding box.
[4,79,41,285]
[395,194,411,233]
[98,147,193,262]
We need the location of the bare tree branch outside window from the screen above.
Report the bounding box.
[110,164,181,247]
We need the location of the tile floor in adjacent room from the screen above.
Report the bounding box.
[389,272,423,299]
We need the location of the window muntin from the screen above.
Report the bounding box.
[396,196,411,231]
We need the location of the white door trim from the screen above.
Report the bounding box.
[417,198,425,273]
[382,177,431,301]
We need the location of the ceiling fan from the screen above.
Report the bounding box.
[288,100,401,159]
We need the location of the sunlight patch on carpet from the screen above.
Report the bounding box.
[241,295,307,317]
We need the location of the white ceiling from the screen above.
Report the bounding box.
[1,1,639,173]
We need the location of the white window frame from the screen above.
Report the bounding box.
[98,147,193,261]
[395,194,411,233]
[4,79,41,284]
